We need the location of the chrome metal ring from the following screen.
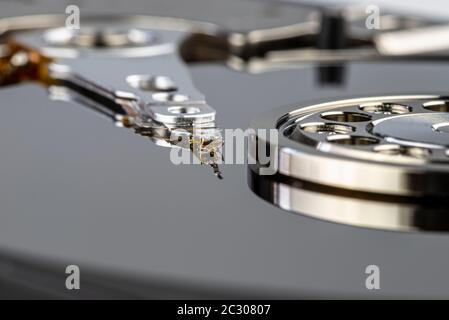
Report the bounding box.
[250,94,449,198]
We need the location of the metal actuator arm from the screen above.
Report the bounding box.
[0,26,223,177]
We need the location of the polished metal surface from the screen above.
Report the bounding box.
[372,112,449,147]
[251,95,449,199]
[43,27,158,48]
[1,14,223,176]
[9,14,217,126]
[248,169,449,232]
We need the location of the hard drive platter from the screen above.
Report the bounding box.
[1,0,449,300]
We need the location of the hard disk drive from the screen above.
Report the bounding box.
[1,0,449,299]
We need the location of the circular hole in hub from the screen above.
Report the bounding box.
[321,111,371,122]
[168,106,200,114]
[374,144,431,159]
[126,75,177,92]
[359,102,412,114]
[423,100,449,112]
[299,122,355,134]
[327,135,379,145]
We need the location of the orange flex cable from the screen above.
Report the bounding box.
[0,40,55,87]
